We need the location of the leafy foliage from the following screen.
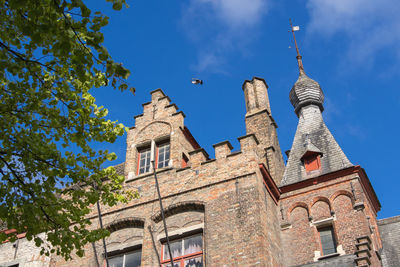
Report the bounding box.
[0,0,136,259]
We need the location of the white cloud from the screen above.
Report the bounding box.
[198,0,267,28]
[306,0,400,69]
[181,0,270,73]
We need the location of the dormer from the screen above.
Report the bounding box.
[300,140,323,173]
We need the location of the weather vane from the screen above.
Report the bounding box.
[289,19,305,74]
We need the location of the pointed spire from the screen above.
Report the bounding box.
[289,19,305,75]
[288,19,324,116]
[282,22,353,186]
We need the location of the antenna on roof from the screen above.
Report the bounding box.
[289,19,305,74]
[191,78,203,85]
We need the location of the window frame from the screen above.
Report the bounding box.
[317,225,337,256]
[104,246,142,267]
[304,154,321,172]
[181,153,189,168]
[0,262,20,267]
[137,147,152,175]
[137,140,170,175]
[160,233,204,267]
[157,142,170,169]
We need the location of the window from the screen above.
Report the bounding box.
[138,147,151,174]
[157,143,170,169]
[137,141,170,175]
[181,153,189,168]
[107,249,142,267]
[304,155,321,172]
[161,234,203,267]
[318,226,337,255]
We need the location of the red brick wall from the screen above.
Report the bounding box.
[280,173,382,266]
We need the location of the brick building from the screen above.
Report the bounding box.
[1,57,399,266]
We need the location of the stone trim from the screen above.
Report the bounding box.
[311,216,335,227]
[157,223,204,241]
[105,217,145,232]
[176,166,191,173]
[107,240,143,255]
[0,259,25,267]
[242,76,268,91]
[134,114,144,119]
[150,88,166,96]
[151,201,205,223]
[244,108,271,119]
[172,111,186,118]
[227,151,242,158]
[126,167,173,183]
[201,159,216,165]
[141,101,151,107]
[159,95,171,102]
[212,140,233,150]
[317,252,340,260]
[188,148,209,159]
[165,103,178,110]
[237,133,260,145]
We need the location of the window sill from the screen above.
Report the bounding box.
[126,167,173,183]
[318,252,340,260]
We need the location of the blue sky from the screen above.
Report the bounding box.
[87,0,400,219]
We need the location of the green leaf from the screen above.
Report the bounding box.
[0,0,135,260]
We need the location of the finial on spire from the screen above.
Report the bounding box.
[289,19,305,74]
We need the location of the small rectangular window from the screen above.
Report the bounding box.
[304,155,321,172]
[318,226,337,255]
[158,143,170,169]
[161,234,203,267]
[137,141,170,175]
[107,249,141,267]
[138,148,151,174]
[181,153,189,168]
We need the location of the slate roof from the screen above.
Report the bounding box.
[281,73,352,187]
[378,215,400,267]
[289,72,324,117]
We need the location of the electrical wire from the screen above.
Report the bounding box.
[152,160,175,267]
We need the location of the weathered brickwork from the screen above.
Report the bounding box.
[44,83,284,267]
[279,172,382,266]
[0,74,398,267]
[0,233,51,267]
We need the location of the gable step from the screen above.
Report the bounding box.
[355,249,371,258]
[355,241,371,251]
[354,256,371,266]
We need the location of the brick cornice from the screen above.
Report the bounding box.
[279,165,381,214]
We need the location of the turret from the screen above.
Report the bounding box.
[242,77,285,184]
